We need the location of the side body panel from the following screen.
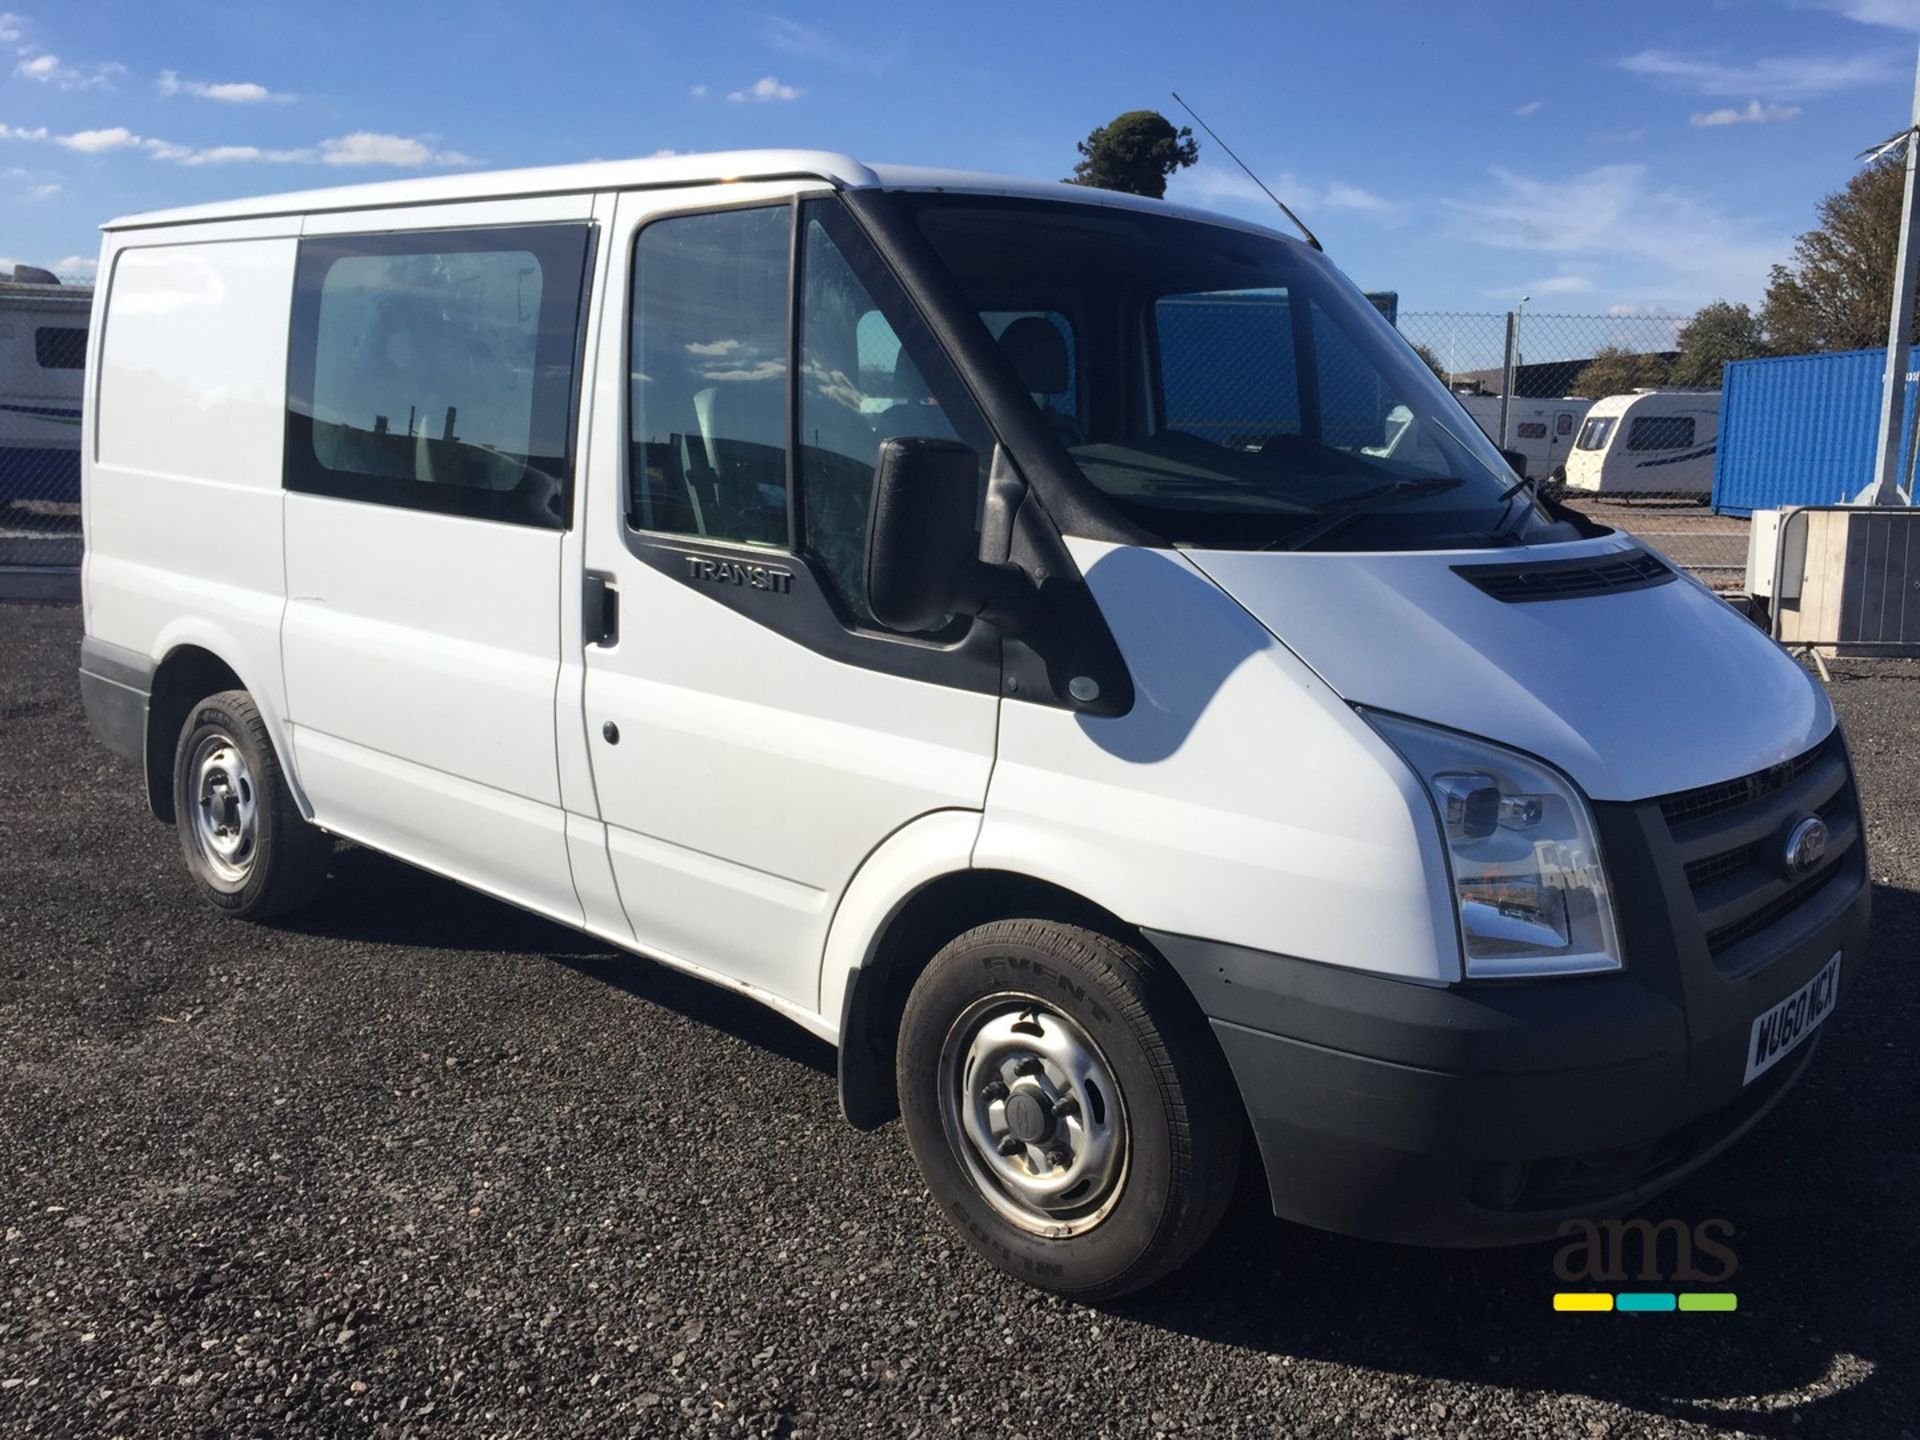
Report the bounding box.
[85,223,302,778]
[975,540,1459,984]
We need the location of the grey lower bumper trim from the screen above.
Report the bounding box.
[79,636,153,768]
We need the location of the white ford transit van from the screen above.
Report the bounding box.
[77,151,1867,1298]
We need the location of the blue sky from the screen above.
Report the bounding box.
[4,0,1917,316]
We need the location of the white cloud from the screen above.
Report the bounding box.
[1620,47,1895,97]
[4,120,471,168]
[14,52,123,91]
[1513,99,1545,116]
[317,131,472,166]
[1444,163,1788,304]
[727,75,800,103]
[0,12,27,42]
[690,84,708,98]
[157,70,288,103]
[1180,163,1408,227]
[26,179,56,199]
[1815,0,1920,29]
[1691,99,1803,126]
[53,254,96,275]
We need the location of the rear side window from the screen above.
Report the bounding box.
[285,224,593,529]
[1626,415,1696,452]
[35,325,86,370]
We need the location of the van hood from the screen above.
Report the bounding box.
[1185,535,1833,802]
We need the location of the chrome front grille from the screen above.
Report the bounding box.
[1656,732,1861,969]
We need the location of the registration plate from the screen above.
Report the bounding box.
[1744,952,1842,1085]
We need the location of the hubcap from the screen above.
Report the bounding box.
[189,733,258,889]
[938,997,1129,1237]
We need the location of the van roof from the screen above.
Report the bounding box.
[102,148,1297,240]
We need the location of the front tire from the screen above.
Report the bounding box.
[897,920,1240,1299]
[172,689,330,920]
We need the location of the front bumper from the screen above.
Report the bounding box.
[1147,797,1872,1246]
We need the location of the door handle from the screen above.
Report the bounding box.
[584,571,619,647]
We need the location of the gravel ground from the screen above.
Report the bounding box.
[2,601,1916,1438]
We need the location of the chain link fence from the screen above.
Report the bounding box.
[1400,309,1748,590]
[1,267,90,577]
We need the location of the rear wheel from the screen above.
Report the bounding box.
[897,920,1240,1299]
[172,690,330,919]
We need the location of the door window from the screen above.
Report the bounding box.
[629,205,791,546]
[1556,412,1574,436]
[285,224,593,529]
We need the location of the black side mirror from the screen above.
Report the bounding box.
[1499,448,1529,477]
[865,437,1029,633]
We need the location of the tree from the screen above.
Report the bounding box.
[1410,341,1450,383]
[1669,300,1768,388]
[1570,346,1671,399]
[1762,155,1912,354]
[1067,110,1198,199]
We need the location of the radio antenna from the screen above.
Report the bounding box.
[1170,90,1323,251]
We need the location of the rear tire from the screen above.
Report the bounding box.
[172,689,330,920]
[897,920,1240,1299]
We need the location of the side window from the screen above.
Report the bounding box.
[286,224,591,529]
[629,205,791,547]
[797,201,986,629]
[1516,421,1547,440]
[1556,411,1574,436]
[1626,415,1695,451]
[35,326,87,370]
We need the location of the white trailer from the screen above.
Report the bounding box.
[0,266,89,506]
[1453,394,1592,481]
[1563,390,1721,497]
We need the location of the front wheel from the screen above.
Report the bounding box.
[172,690,331,920]
[897,920,1240,1299]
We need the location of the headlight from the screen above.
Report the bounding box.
[1365,712,1621,979]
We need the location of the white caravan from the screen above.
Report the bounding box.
[1453,394,1592,481]
[1564,390,1721,498]
[0,266,89,506]
[77,152,1867,1298]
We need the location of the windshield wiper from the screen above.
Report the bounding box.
[1261,476,1462,552]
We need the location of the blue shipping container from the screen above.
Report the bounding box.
[1712,348,1919,516]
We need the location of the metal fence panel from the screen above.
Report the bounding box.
[1712,348,1920,517]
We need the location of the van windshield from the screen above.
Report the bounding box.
[905,196,1542,551]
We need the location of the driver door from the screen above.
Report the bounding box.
[574,185,1003,1014]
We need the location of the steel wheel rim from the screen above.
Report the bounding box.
[188,732,257,890]
[937,993,1130,1238]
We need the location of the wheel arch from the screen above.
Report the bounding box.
[830,844,1168,1132]
[144,638,306,824]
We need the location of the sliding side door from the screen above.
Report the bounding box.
[280,198,599,924]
